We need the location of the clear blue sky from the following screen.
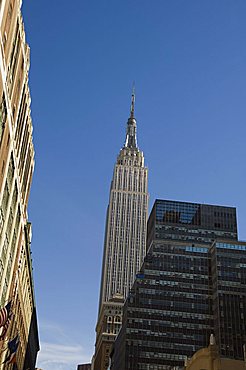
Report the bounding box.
[22,1,246,369]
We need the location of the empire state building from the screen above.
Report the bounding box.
[99,91,148,309]
[94,92,149,370]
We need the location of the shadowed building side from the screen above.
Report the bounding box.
[77,364,91,370]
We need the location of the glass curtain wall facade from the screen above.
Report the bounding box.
[110,200,245,370]
[147,200,237,248]
[111,240,213,370]
[210,242,246,360]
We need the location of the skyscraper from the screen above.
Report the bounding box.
[94,92,149,370]
[0,1,39,368]
[110,199,246,370]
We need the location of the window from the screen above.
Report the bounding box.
[0,93,7,144]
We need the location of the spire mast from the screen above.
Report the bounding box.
[124,85,138,149]
[130,83,135,118]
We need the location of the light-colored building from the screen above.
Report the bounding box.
[94,92,149,370]
[184,334,246,370]
[99,92,148,308]
[94,294,124,370]
[0,0,39,368]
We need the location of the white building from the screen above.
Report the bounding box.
[94,92,149,370]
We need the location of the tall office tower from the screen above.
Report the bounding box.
[210,241,246,360]
[94,93,149,370]
[147,199,238,247]
[0,1,39,369]
[110,200,246,370]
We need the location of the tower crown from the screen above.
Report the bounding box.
[124,90,138,149]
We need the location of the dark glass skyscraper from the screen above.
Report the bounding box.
[147,199,237,247]
[110,199,246,370]
[210,241,246,360]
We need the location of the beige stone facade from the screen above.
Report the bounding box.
[0,0,38,368]
[98,145,148,309]
[98,105,149,310]
[94,96,148,370]
[94,294,124,370]
[185,335,246,370]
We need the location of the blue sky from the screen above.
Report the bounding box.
[22,1,246,369]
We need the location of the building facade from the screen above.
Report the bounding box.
[77,365,92,370]
[110,200,246,370]
[210,241,246,360]
[147,199,237,248]
[0,0,39,368]
[94,93,149,370]
[99,92,148,308]
[94,294,124,370]
[185,335,246,370]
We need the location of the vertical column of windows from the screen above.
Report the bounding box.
[6,200,18,254]
[143,170,147,193]
[7,21,21,96]
[1,186,20,306]
[0,233,8,302]
[14,88,27,151]
[0,207,4,235]
[124,193,132,289]
[0,93,7,145]
[21,146,32,199]
[115,193,123,295]
[2,181,10,216]
[106,194,116,300]
[123,168,128,190]
[108,191,118,299]
[15,204,20,231]
[5,250,12,281]
[1,234,8,265]
[8,21,18,70]
[138,170,142,193]
[6,206,13,239]
[118,168,122,190]
[113,168,117,189]
[117,192,126,293]
[0,260,3,284]
[115,167,119,190]
[141,193,147,266]
[7,152,14,189]
[19,124,29,178]
[129,194,137,285]
[2,1,14,50]
[1,278,8,305]
[135,195,142,270]
[12,181,17,213]
[129,169,132,191]
[133,170,138,192]
[11,228,17,256]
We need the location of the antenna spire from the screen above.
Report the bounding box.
[124,85,138,149]
[130,83,135,118]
